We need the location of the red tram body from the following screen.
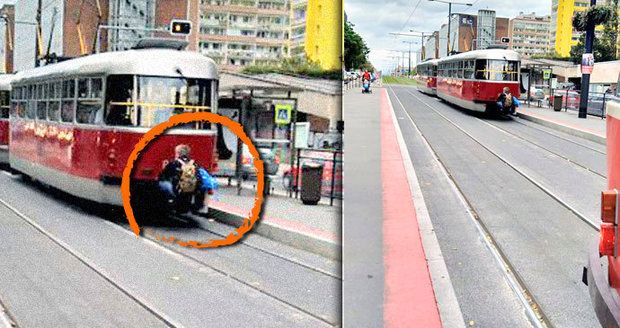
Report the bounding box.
[587,86,620,326]
[8,49,219,206]
[0,75,13,163]
[415,59,439,95]
[436,49,521,112]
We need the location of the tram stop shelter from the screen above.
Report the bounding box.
[520,58,554,106]
[215,85,303,195]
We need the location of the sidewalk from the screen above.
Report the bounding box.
[342,85,445,327]
[208,181,341,260]
[518,105,606,144]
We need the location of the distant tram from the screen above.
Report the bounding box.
[436,49,521,112]
[415,59,439,95]
[0,74,13,163]
[9,48,219,206]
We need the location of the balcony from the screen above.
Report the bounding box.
[202,19,228,27]
[228,50,255,59]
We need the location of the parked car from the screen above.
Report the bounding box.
[529,87,546,101]
[240,145,280,179]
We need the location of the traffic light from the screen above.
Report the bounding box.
[501,37,510,44]
[170,20,192,35]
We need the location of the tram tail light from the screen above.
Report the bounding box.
[600,223,616,256]
[602,190,618,223]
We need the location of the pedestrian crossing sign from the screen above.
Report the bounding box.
[274,104,292,125]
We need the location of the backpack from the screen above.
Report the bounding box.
[504,93,513,108]
[177,159,198,193]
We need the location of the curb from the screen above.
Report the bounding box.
[208,205,341,261]
[518,112,606,145]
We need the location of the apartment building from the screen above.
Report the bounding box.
[550,0,590,57]
[198,0,290,69]
[108,0,156,52]
[477,9,496,50]
[290,0,307,57]
[438,13,476,57]
[305,0,341,70]
[509,12,550,58]
[424,31,439,60]
[10,0,193,71]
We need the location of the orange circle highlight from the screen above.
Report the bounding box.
[121,112,264,248]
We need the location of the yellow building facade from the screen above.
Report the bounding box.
[551,0,590,57]
[305,0,342,70]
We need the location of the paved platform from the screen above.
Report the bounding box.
[518,105,606,144]
[343,85,446,327]
[207,181,341,260]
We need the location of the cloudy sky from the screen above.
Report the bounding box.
[344,0,551,72]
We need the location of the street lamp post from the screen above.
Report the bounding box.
[578,0,597,119]
[428,0,473,57]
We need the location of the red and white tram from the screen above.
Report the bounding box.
[9,48,219,206]
[0,74,13,163]
[415,59,439,95]
[436,49,521,112]
[587,82,620,325]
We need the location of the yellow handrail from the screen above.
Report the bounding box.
[109,101,211,111]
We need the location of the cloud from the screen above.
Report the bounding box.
[345,0,551,71]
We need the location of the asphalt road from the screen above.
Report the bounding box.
[0,169,340,327]
[388,85,601,327]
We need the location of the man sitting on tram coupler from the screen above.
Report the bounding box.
[159,144,213,214]
[496,87,520,116]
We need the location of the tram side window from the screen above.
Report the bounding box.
[36,84,47,120]
[11,86,25,118]
[76,77,103,124]
[105,75,136,126]
[61,79,76,123]
[1,91,9,119]
[457,61,464,78]
[26,84,36,119]
[48,82,61,122]
[464,60,475,79]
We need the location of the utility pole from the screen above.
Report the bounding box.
[35,0,42,67]
[578,0,596,119]
[428,0,473,57]
[403,40,416,77]
[410,30,429,60]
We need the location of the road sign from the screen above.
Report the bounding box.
[170,20,192,35]
[501,37,510,43]
[274,104,292,125]
[543,69,552,80]
[582,53,594,74]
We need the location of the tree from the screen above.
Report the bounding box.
[344,21,371,70]
[571,2,618,63]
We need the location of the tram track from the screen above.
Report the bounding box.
[388,85,548,328]
[402,87,599,232]
[0,196,180,328]
[512,119,606,155]
[475,115,606,179]
[0,168,340,327]
[108,216,340,326]
[142,213,341,279]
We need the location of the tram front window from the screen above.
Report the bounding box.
[476,60,519,81]
[105,75,212,127]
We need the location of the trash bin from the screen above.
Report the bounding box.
[300,163,323,205]
[553,95,563,111]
